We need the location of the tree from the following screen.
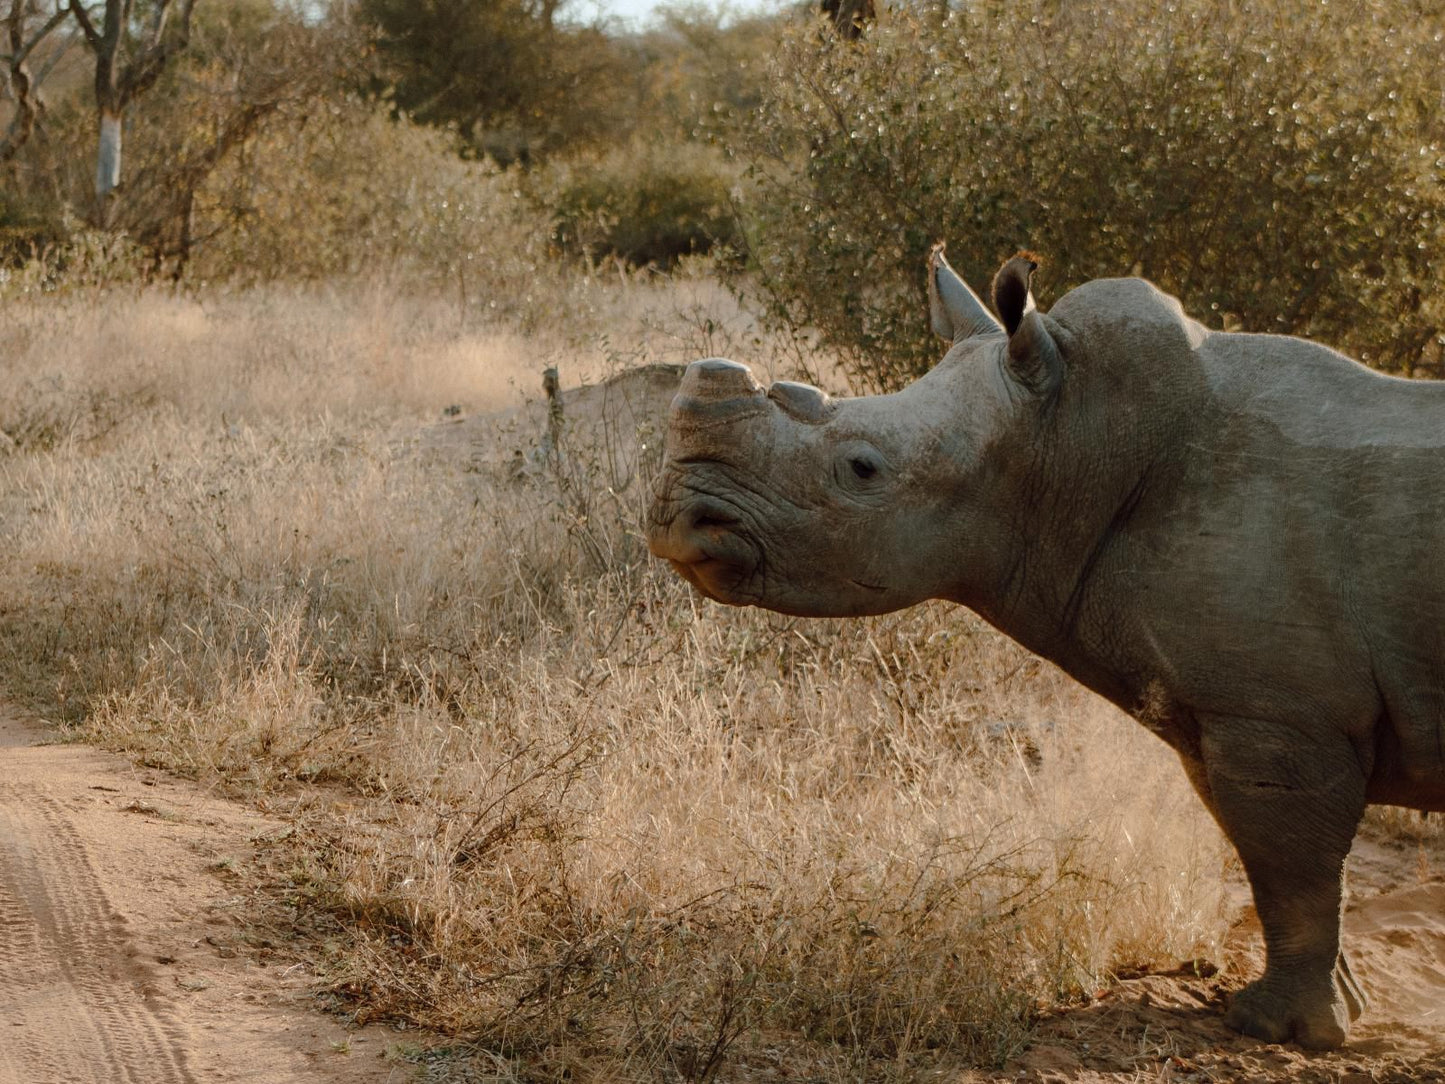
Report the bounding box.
[115,3,362,273]
[67,0,199,224]
[360,0,636,164]
[1,0,71,162]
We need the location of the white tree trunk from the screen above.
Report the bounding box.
[95,108,122,220]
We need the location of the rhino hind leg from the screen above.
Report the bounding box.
[1192,715,1368,1049]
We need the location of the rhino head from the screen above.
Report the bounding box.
[646,247,1065,622]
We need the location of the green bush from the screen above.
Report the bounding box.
[359,0,642,164]
[733,0,1445,391]
[544,140,742,268]
[189,100,553,302]
[0,225,50,272]
[1,97,556,300]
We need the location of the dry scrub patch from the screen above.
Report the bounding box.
[0,281,1231,1079]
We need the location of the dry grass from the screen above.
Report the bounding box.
[0,270,1230,1080]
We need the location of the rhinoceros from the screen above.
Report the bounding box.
[645,247,1445,1050]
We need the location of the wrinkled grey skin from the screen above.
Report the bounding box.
[646,246,1445,1050]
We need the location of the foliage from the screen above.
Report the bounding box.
[633,5,785,142]
[0,221,147,293]
[113,1,365,270]
[734,0,1445,392]
[358,0,643,164]
[0,192,63,267]
[0,0,367,277]
[187,99,553,298]
[1,94,559,299]
[543,138,742,268]
[0,0,785,284]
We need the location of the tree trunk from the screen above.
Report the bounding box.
[94,105,121,222]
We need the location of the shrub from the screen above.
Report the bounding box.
[187,100,555,301]
[544,140,742,268]
[359,0,642,164]
[0,225,149,296]
[0,100,557,301]
[733,0,1445,392]
[0,198,64,271]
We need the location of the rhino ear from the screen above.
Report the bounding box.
[993,252,1062,394]
[929,243,1004,343]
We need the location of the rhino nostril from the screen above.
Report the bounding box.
[688,508,738,532]
[650,497,757,584]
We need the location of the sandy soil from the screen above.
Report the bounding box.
[0,707,410,1084]
[979,824,1445,1083]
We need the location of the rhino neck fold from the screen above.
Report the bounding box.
[952,366,1200,700]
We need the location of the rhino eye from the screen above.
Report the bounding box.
[835,442,886,493]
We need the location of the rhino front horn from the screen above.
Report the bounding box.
[671,358,770,427]
[678,359,763,401]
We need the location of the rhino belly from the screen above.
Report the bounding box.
[1368,657,1445,811]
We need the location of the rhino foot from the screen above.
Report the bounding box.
[1225,954,1364,1050]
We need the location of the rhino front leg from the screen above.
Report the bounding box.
[1191,714,1367,1049]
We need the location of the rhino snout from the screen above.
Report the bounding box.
[651,358,833,606]
[646,493,760,603]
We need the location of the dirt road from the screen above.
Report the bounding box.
[0,708,406,1084]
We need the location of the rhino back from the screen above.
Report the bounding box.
[1047,281,1445,796]
[1198,331,1445,797]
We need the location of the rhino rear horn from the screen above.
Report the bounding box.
[929,243,1004,343]
[993,252,1063,395]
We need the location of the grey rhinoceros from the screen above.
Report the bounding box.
[645,246,1445,1050]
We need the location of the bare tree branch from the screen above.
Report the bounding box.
[66,0,98,47]
[8,3,68,67]
[1,0,70,163]
[142,0,169,47]
[119,0,197,102]
[31,19,76,81]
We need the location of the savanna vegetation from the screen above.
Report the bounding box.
[0,0,1441,1079]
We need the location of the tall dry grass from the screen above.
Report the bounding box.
[0,271,1230,1079]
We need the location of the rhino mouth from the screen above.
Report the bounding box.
[646,495,763,605]
[668,555,760,605]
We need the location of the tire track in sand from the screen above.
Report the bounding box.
[0,782,195,1084]
[0,709,402,1084]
